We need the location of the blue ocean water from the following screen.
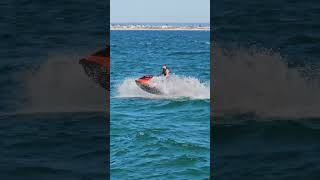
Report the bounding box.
[0,1,108,179]
[213,0,320,179]
[110,30,210,179]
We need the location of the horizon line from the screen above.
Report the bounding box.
[110,22,210,24]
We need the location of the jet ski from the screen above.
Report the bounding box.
[135,75,163,95]
[79,46,110,90]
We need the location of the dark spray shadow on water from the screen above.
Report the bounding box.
[21,53,106,114]
[212,45,320,119]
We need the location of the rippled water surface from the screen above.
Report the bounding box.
[110,30,210,179]
[0,1,108,179]
[213,0,320,179]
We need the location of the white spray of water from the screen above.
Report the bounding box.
[117,75,210,100]
[213,46,320,119]
[21,54,107,114]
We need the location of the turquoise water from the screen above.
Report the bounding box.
[110,30,210,179]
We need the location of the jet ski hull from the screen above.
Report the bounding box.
[135,75,162,95]
[79,47,110,90]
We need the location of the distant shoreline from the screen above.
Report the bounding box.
[110,24,210,31]
[111,28,210,31]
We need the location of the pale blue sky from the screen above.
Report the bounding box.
[111,0,210,23]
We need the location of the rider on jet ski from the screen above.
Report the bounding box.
[161,65,170,77]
